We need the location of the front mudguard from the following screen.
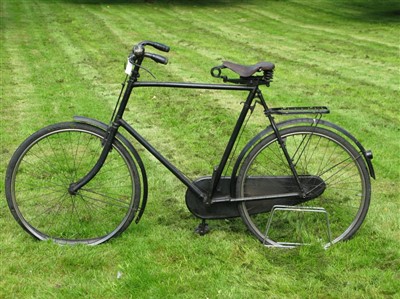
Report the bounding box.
[230,118,375,196]
[73,116,148,223]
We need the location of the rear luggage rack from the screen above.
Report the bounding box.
[266,106,330,115]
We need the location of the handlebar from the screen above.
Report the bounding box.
[144,53,168,65]
[140,41,170,53]
[130,40,170,65]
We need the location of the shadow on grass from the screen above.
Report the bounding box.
[334,0,400,22]
[363,9,400,22]
[61,0,400,22]
[61,0,252,6]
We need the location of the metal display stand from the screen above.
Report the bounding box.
[264,205,333,249]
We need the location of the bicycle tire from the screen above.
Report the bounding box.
[5,122,141,245]
[236,126,371,247]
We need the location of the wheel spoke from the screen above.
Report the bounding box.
[237,126,370,247]
[6,123,141,244]
[79,188,132,209]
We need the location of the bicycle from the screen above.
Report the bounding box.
[5,41,375,246]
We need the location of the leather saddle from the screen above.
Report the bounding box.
[223,61,275,77]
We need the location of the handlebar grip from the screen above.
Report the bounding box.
[141,41,170,52]
[151,42,170,53]
[144,53,168,65]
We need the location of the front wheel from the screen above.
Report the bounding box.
[236,126,371,247]
[5,122,141,245]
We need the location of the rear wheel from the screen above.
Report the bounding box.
[236,126,371,247]
[5,122,141,245]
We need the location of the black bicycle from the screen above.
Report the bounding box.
[5,41,375,246]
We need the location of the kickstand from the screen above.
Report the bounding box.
[195,219,210,236]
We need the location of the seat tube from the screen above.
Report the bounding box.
[209,87,258,200]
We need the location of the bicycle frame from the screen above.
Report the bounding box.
[67,68,374,222]
[69,76,284,204]
[68,54,331,206]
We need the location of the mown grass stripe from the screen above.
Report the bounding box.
[155,5,397,138]
[75,2,399,178]
[38,2,244,187]
[1,1,41,137]
[159,4,399,132]
[263,1,399,45]
[1,2,399,298]
[166,5,398,92]
[33,1,127,121]
[238,6,399,87]
[86,5,261,173]
[32,2,196,199]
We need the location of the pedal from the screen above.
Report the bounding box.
[194,220,210,236]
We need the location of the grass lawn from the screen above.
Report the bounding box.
[1,0,399,298]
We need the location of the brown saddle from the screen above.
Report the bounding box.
[223,61,275,77]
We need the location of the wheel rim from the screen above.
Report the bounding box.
[238,128,370,247]
[9,126,139,244]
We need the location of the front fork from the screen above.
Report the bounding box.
[68,122,119,195]
[69,69,140,195]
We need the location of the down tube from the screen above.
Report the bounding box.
[118,119,207,200]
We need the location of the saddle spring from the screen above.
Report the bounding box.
[263,70,274,87]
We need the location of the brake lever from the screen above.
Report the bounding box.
[126,55,156,79]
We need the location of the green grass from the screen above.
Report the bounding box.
[1,0,399,298]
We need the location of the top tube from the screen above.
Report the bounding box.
[132,81,256,91]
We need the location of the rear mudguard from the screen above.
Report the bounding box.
[230,117,375,196]
[73,116,148,223]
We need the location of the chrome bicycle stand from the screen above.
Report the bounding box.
[263,205,333,249]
